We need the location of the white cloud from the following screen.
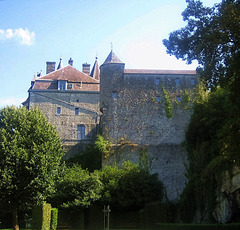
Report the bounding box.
[0,97,26,109]
[0,28,35,46]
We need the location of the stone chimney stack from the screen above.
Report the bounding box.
[68,58,73,66]
[82,63,90,75]
[46,62,56,74]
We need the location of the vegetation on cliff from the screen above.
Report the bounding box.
[164,0,240,222]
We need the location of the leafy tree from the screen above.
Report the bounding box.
[0,106,64,230]
[51,164,102,209]
[97,161,163,210]
[163,0,240,93]
[179,87,240,222]
[65,144,102,171]
[163,0,240,222]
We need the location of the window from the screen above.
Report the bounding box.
[155,96,161,102]
[57,107,61,115]
[58,80,66,90]
[112,91,118,99]
[191,78,196,86]
[75,108,79,115]
[77,124,85,140]
[176,96,182,102]
[67,83,73,89]
[155,78,160,85]
[176,78,180,87]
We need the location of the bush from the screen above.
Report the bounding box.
[32,203,52,230]
[50,208,58,230]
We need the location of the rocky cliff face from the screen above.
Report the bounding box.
[213,167,240,223]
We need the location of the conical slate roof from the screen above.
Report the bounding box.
[57,58,63,69]
[103,50,123,64]
[90,57,100,80]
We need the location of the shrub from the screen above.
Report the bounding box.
[50,208,58,230]
[32,203,51,230]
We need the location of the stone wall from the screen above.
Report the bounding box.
[100,62,197,200]
[29,90,100,158]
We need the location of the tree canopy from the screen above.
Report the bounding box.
[0,106,64,230]
[163,0,240,222]
[97,161,164,210]
[163,0,240,92]
[51,164,102,209]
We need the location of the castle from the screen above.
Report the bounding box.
[24,50,197,200]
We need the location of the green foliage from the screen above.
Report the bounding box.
[163,0,240,94]
[162,86,173,118]
[51,164,102,209]
[139,146,150,172]
[50,208,58,230]
[65,144,102,171]
[97,161,163,210]
[179,87,240,222]
[0,106,64,227]
[95,134,113,159]
[32,203,51,230]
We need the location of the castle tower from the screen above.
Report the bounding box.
[100,50,125,111]
[100,50,125,141]
[99,50,197,200]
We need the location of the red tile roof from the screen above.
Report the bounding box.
[32,65,99,91]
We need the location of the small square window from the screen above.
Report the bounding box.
[75,108,79,115]
[176,96,182,102]
[112,91,118,98]
[191,78,196,85]
[155,78,160,85]
[67,83,73,89]
[57,107,61,115]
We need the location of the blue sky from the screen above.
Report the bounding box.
[0,0,220,108]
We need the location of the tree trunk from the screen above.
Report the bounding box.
[12,209,19,230]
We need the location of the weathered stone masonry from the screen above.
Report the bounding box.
[23,58,100,158]
[24,52,197,201]
[100,51,197,201]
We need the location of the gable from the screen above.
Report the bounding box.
[32,65,100,91]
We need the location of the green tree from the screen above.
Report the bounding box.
[163,0,240,222]
[97,161,163,210]
[163,0,240,93]
[51,164,102,209]
[0,106,64,230]
[180,87,239,222]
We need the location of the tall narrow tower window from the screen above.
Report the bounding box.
[155,78,160,85]
[112,91,118,99]
[57,107,61,115]
[75,108,79,115]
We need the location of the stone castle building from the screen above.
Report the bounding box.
[24,50,197,200]
[23,57,100,157]
[100,51,197,200]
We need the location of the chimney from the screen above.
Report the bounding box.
[68,58,73,66]
[82,63,90,75]
[46,62,56,74]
